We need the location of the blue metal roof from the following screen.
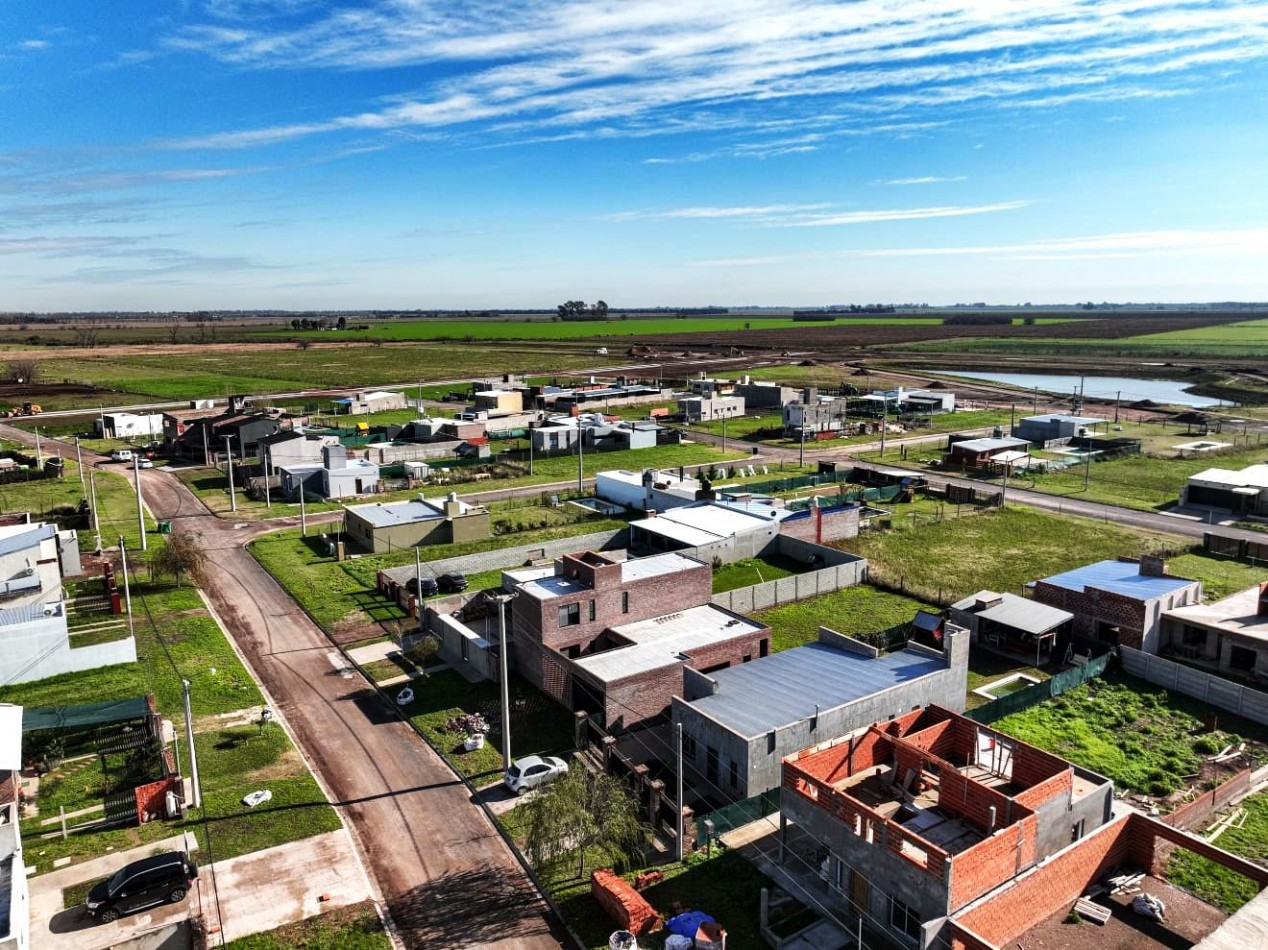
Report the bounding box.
[1040,560,1197,600]
[686,643,946,739]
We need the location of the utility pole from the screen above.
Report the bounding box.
[133,454,148,552]
[1001,457,1010,508]
[577,427,584,493]
[89,470,102,552]
[1084,447,1092,492]
[676,721,685,863]
[263,446,271,508]
[223,436,237,513]
[182,679,201,809]
[1114,390,1121,425]
[489,592,516,771]
[721,415,727,453]
[299,482,307,536]
[118,536,134,635]
[799,424,806,468]
[1033,386,1039,415]
[34,427,42,466]
[202,425,210,468]
[528,434,534,476]
[75,437,85,490]
[879,403,887,458]
[414,546,424,632]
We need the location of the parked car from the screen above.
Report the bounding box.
[437,572,468,593]
[406,576,439,597]
[85,851,198,924]
[504,755,569,795]
[137,458,154,469]
[109,449,134,463]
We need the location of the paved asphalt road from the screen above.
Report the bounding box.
[0,424,567,950]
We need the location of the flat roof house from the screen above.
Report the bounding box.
[1031,556,1201,652]
[278,445,379,500]
[595,468,710,512]
[943,435,1030,470]
[95,411,164,440]
[1012,413,1106,445]
[332,390,407,415]
[781,705,1115,949]
[678,394,745,423]
[627,500,786,562]
[257,429,340,474]
[1160,582,1268,682]
[672,626,968,800]
[0,523,136,685]
[504,550,770,731]
[345,493,489,554]
[1181,463,1268,516]
[950,591,1074,666]
[1,703,29,950]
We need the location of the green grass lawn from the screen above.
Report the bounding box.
[221,901,390,949]
[964,653,1050,711]
[712,554,804,593]
[399,670,576,780]
[1168,792,1268,913]
[753,585,931,652]
[837,506,1179,606]
[992,672,1268,797]
[1019,444,1268,512]
[2,580,341,877]
[0,457,156,551]
[1166,552,1268,598]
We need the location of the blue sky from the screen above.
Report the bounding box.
[3,0,1268,310]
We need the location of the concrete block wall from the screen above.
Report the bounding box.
[710,557,866,613]
[1121,646,1268,726]
[379,526,629,586]
[0,621,137,685]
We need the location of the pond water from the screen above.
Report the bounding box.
[937,370,1225,408]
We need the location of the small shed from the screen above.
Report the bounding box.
[950,591,1073,665]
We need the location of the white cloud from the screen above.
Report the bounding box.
[612,199,1028,227]
[604,202,832,221]
[880,176,967,185]
[157,1,1268,150]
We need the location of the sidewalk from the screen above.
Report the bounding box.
[28,829,369,950]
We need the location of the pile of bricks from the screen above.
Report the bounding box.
[591,868,663,935]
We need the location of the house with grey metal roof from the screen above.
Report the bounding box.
[344,492,489,553]
[1032,556,1202,652]
[1012,413,1107,445]
[950,591,1074,666]
[671,625,968,799]
[944,434,1031,469]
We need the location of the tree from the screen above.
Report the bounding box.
[6,358,38,385]
[336,316,347,330]
[71,317,103,348]
[521,766,647,879]
[592,299,609,318]
[147,533,206,587]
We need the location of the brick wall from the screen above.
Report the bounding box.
[778,504,860,544]
[1163,768,1251,831]
[948,815,1037,910]
[590,868,662,936]
[1032,581,1150,648]
[951,813,1149,944]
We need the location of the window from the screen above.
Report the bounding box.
[588,599,596,622]
[889,897,922,943]
[1182,625,1208,647]
[460,637,469,662]
[622,591,630,614]
[706,746,719,784]
[559,603,581,627]
[1229,645,1258,672]
[1071,819,1086,842]
[729,760,739,790]
[743,654,752,663]
[683,734,697,759]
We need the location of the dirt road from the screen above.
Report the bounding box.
[0,425,567,950]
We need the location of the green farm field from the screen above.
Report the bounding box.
[29,343,599,402]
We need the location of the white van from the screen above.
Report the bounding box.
[110,449,134,463]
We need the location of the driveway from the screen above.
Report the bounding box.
[28,830,369,950]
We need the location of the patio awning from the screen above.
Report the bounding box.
[22,695,152,733]
[978,599,1072,637]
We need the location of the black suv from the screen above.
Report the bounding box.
[406,576,439,597]
[437,572,468,593]
[86,851,198,923]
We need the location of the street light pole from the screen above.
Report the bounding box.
[74,438,85,490]
[34,427,42,466]
[182,679,201,809]
[133,454,148,552]
[262,447,271,509]
[676,721,685,863]
[118,536,134,636]
[577,426,584,493]
[89,470,102,552]
[489,592,516,771]
[223,436,237,512]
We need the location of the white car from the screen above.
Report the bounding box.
[109,449,134,463]
[504,755,569,795]
[137,458,154,469]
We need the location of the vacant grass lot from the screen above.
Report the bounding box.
[3,582,340,877]
[0,456,156,550]
[837,507,1176,606]
[753,585,931,652]
[221,901,391,950]
[1168,792,1268,913]
[400,670,575,781]
[1167,552,1268,598]
[993,673,1267,796]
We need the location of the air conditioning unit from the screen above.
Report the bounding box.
[42,604,57,617]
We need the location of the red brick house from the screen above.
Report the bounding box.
[504,551,770,731]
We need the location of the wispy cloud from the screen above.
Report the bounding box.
[157,1,1268,151]
[880,176,967,186]
[608,200,1028,227]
